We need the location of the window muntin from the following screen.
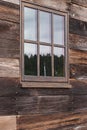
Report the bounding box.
[21,3,68,82]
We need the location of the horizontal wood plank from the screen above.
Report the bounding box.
[0,2,19,23]
[21,82,72,88]
[69,49,87,64]
[0,58,19,77]
[2,0,19,5]
[69,18,87,37]
[72,0,87,8]
[0,116,16,130]
[17,109,87,130]
[70,64,87,78]
[0,20,20,58]
[16,96,38,115]
[69,3,87,22]
[22,0,68,12]
[0,97,16,115]
[69,33,87,51]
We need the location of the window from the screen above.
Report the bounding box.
[21,2,69,87]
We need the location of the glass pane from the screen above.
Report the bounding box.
[54,47,65,77]
[39,11,51,43]
[40,45,52,76]
[53,14,64,45]
[24,43,37,75]
[24,7,37,41]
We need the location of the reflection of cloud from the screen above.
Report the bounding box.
[24,7,37,40]
[24,43,37,57]
[53,14,64,44]
[24,7,64,44]
[54,47,64,57]
[40,11,51,43]
[40,45,51,56]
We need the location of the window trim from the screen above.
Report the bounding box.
[20,1,69,86]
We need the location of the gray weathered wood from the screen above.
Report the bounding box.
[69,34,87,51]
[0,1,19,23]
[17,109,87,130]
[0,20,20,58]
[72,0,87,8]
[2,0,19,5]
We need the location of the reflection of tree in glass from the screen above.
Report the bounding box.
[54,55,64,77]
[40,54,51,76]
[24,54,37,75]
[24,54,64,77]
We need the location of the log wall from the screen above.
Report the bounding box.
[0,0,87,130]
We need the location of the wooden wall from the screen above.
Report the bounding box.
[0,0,87,130]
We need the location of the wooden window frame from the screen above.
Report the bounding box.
[20,1,70,88]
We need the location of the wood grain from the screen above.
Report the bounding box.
[0,58,19,77]
[69,18,87,37]
[0,20,20,58]
[69,49,87,64]
[0,116,16,130]
[2,0,19,5]
[69,33,87,51]
[72,0,87,8]
[69,3,87,21]
[0,1,19,23]
[17,109,87,130]
[22,0,68,12]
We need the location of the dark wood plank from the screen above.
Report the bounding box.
[0,20,20,58]
[38,96,71,114]
[69,18,87,37]
[16,96,38,115]
[0,97,16,115]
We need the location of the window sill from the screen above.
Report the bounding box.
[21,82,72,88]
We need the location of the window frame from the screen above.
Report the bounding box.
[20,1,69,85]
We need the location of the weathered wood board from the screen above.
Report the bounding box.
[0,1,19,23]
[72,0,87,8]
[0,116,16,130]
[69,49,87,64]
[2,0,19,5]
[69,34,87,51]
[0,58,19,77]
[17,110,87,130]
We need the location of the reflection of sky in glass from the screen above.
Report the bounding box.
[53,14,64,45]
[24,7,37,41]
[40,45,51,56]
[54,47,64,57]
[40,11,51,43]
[24,43,37,57]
